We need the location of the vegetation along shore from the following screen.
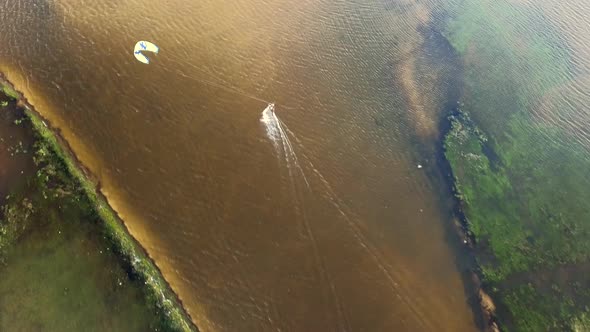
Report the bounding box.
[439,1,590,331]
[0,74,197,332]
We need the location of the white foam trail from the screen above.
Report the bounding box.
[261,107,434,330]
[260,104,282,153]
[260,104,310,189]
[261,106,347,329]
[272,118,433,329]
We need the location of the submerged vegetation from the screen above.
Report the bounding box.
[446,111,590,282]
[445,110,590,331]
[0,82,196,331]
[441,1,590,330]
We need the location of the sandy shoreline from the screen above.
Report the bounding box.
[0,72,198,332]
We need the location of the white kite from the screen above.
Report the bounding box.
[134,41,159,64]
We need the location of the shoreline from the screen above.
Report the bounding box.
[436,106,500,332]
[436,1,590,327]
[414,22,501,332]
[0,73,198,332]
[2,39,499,331]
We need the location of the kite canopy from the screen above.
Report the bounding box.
[134,41,159,64]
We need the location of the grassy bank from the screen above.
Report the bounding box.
[0,79,197,331]
[1,83,19,100]
[440,1,590,331]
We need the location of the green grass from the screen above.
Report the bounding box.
[1,83,19,100]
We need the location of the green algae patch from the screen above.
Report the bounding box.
[439,1,590,330]
[445,111,590,281]
[501,283,577,332]
[0,80,197,331]
[444,111,590,331]
[444,112,526,281]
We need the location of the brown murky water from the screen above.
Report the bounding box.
[0,0,489,331]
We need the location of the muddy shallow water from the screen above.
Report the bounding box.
[7,0,588,330]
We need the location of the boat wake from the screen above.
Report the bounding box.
[260,103,310,189]
[260,103,281,153]
[259,104,435,330]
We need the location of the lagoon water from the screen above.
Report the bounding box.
[1,0,588,330]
